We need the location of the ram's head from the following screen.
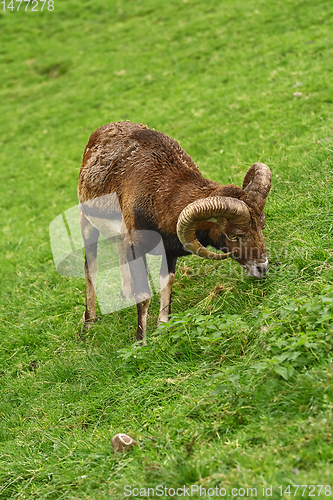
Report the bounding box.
[176,163,271,279]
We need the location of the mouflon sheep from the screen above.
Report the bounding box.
[78,121,271,342]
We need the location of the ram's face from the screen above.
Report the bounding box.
[210,213,268,279]
[176,163,272,277]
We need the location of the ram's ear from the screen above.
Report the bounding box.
[242,163,271,215]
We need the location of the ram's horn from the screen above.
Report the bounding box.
[176,196,250,260]
[242,163,271,215]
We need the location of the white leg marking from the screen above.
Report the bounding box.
[158,273,175,324]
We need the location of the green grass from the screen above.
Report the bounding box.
[1,0,333,498]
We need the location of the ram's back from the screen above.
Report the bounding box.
[78,122,212,233]
[78,122,200,196]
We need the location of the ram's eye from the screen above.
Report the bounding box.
[227,235,239,241]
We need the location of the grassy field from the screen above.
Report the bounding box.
[1,0,333,498]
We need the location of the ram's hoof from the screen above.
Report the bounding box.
[112,433,138,453]
[81,321,94,333]
[80,312,96,335]
[135,338,147,346]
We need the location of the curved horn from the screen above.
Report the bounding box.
[176,197,250,260]
[242,163,271,215]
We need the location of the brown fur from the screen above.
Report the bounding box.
[78,122,248,235]
[78,121,269,341]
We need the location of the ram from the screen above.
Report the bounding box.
[78,121,271,342]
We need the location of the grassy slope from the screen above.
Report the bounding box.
[0,0,333,498]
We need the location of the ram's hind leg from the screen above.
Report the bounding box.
[80,212,100,330]
[158,255,177,325]
[117,240,133,301]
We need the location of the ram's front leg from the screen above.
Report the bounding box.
[136,296,151,344]
[126,247,151,344]
[158,255,177,324]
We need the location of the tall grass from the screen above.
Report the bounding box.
[1,0,333,498]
